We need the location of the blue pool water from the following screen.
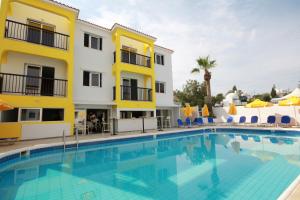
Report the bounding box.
[1,129,300,200]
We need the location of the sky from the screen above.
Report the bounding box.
[58,0,300,95]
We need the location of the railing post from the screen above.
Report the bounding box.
[142,117,145,133]
[75,127,79,149]
[62,130,66,151]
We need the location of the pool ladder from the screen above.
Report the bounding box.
[62,129,79,151]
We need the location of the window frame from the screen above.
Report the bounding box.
[82,70,102,87]
[19,108,42,122]
[83,32,103,51]
[155,53,165,65]
[155,81,166,93]
[42,108,64,122]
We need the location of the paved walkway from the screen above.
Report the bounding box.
[0,128,181,153]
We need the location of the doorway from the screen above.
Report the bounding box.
[41,67,55,96]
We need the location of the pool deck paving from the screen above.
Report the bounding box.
[0,125,300,199]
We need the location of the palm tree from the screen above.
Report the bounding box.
[191,56,216,111]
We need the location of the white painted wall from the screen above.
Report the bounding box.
[2,52,67,79]
[22,123,70,140]
[213,105,300,125]
[73,20,115,105]
[154,46,174,107]
[116,118,157,132]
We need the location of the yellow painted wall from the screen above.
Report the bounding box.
[8,2,70,34]
[0,0,77,139]
[0,123,21,138]
[112,27,156,110]
[2,52,67,79]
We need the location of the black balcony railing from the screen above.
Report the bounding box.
[120,49,151,68]
[0,73,67,97]
[5,20,69,50]
[121,85,152,101]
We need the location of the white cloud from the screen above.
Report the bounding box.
[58,0,300,94]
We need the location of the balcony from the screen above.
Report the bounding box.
[120,49,151,68]
[0,73,67,97]
[113,85,152,101]
[5,20,69,50]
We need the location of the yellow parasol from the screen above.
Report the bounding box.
[0,99,14,111]
[245,99,273,108]
[183,103,193,118]
[278,96,300,126]
[228,103,237,115]
[246,99,273,123]
[279,96,300,106]
[202,104,209,117]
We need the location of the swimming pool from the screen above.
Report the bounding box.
[0,128,300,200]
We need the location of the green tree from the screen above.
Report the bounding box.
[252,93,271,102]
[270,85,277,98]
[174,80,206,107]
[191,56,217,112]
[212,93,224,106]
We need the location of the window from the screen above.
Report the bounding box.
[27,20,55,47]
[155,53,164,65]
[84,33,102,50]
[0,108,18,122]
[156,81,166,93]
[42,109,64,121]
[83,71,102,87]
[20,109,40,121]
[84,33,89,47]
[26,66,41,92]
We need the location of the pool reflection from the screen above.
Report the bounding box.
[0,132,300,200]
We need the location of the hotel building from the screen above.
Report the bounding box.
[0,0,179,139]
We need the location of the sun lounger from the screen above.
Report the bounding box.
[250,116,258,125]
[258,115,276,127]
[185,117,192,127]
[177,119,184,128]
[238,116,246,125]
[227,116,233,123]
[194,117,204,126]
[280,115,291,127]
[207,117,215,125]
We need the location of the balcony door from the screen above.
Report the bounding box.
[25,66,41,95]
[41,67,55,96]
[122,79,130,100]
[27,20,41,44]
[27,20,55,47]
[42,25,55,47]
[130,79,138,101]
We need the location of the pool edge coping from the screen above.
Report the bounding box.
[1,125,300,160]
[278,175,300,200]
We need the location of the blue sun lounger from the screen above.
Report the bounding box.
[207,117,215,125]
[267,115,276,126]
[194,117,204,126]
[238,116,246,125]
[250,116,258,125]
[185,117,192,127]
[280,115,291,127]
[177,119,184,128]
